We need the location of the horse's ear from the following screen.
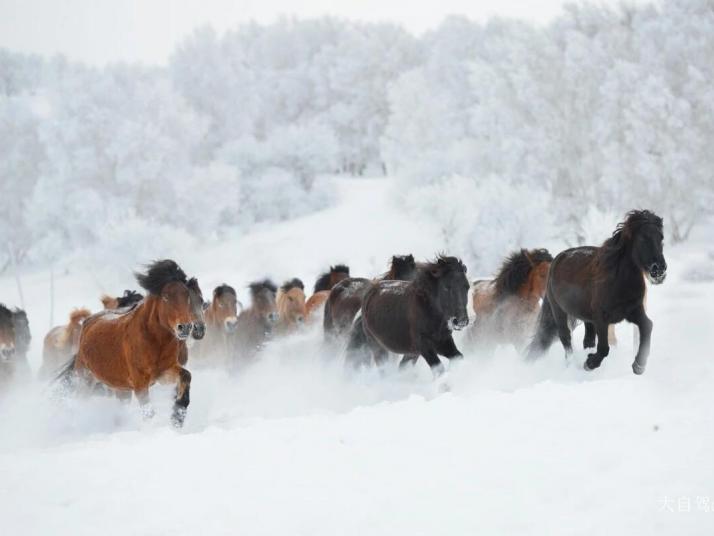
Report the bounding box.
[523,250,534,267]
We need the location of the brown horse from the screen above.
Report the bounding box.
[192,284,241,366]
[58,260,204,426]
[305,264,350,320]
[40,308,91,379]
[100,290,143,310]
[275,278,307,335]
[231,279,279,364]
[468,249,552,353]
[324,255,417,341]
[347,256,470,375]
[0,304,17,386]
[526,210,666,374]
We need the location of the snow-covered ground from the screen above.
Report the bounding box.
[1,177,713,535]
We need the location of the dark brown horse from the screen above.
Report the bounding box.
[101,290,143,310]
[192,284,241,366]
[275,278,307,335]
[231,279,278,364]
[0,304,19,386]
[58,260,204,426]
[468,249,552,353]
[347,256,470,375]
[324,255,417,341]
[305,264,350,320]
[526,210,666,374]
[40,308,92,379]
[4,308,31,382]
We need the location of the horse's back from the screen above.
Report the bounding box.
[471,279,495,315]
[548,246,599,319]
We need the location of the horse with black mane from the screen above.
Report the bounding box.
[526,210,666,375]
[231,279,279,364]
[0,304,29,386]
[324,254,417,341]
[57,259,205,426]
[101,290,144,310]
[468,248,552,353]
[347,255,470,375]
[305,264,350,320]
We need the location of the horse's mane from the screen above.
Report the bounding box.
[11,308,27,323]
[135,259,188,295]
[0,303,12,328]
[597,210,663,271]
[382,254,416,280]
[493,248,553,299]
[313,264,350,293]
[213,284,236,299]
[249,279,278,298]
[280,278,305,293]
[418,254,467,279]
[116,290,143,307]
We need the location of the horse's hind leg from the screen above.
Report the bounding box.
[583,322,596,349]
[584,321,611,371]
[551,302,572,356]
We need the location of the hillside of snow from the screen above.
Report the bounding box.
[1,177,713,535]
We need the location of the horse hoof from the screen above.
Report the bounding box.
[141,405,156,420]
[584,355,601,371]
[632,362,646,375]
[171,407,187,428]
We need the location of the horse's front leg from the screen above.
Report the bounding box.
[627,304,652,375]
[435,334,464,361]
[159,365,192,428]
[584,320,610,371]
[135,388,155,419]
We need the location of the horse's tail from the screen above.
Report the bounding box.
[525,295,558,359]
[53,354,77,389]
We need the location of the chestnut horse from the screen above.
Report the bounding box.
[231,279,279,364]
[305,264,350,320]
[526,210,666,375]
[347,256,470,376]
[324,254,417,341]
[275,278,307,335]
[40,308,91,379]
[101,290,143,310]
[57,260,204,426]
[193,284,241,366]
[468,248,552,353]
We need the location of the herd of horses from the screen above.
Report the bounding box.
[0,209,667,427]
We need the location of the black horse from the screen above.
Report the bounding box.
[347,255,469,375]
[526,210,666,374]
[324,254,417,341]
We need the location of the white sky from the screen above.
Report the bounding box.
[0,0,626,65]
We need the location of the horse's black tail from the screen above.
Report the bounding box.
[53,354,78,389]
[525,295,558,359]
[345,314,370,368]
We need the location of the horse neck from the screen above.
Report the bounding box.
[412,273,441,311]
[137,296,177,345]
[518,271,541,306]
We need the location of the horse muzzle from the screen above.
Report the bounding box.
[224,316,238,333]
[646,263,667,285]
[175,323,192,340]
[447,317,469,332]
[0,345,16,360]
[191,322,206,340]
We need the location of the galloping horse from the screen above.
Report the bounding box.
[231,279,279,363]
[40,308,91,379]
[324,255,417,341]
[468,248,552,353]
[527,210,666,374]
[0,304,18,386]
[59,260,204,426]
[305,264,350,320]
[347,256,470,376]
[101,290,143,310]
[275,278,307,335]
[193,284,241,366]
